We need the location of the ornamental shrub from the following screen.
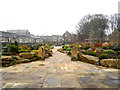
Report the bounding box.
[48,43,52,46]
[14,40,18,46]
[102,42,109,47]
[9,45,19,53]
[99,53,108,60]
[67,51,71,56]
[29,46,34,50]
[21,45,28,50]
[31,50,39,54]
[66,48,72,51]
[36,45,40,50]
[63,45,69,50]
[87,52,96,56]
[105,50,116,54]
[84,46,90,50]
[103,46,108,49]
[18,49,31,53]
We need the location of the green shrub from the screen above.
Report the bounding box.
[36,44,44,50]
[18,49,31,53]
[48,43,52,46]
[84,46,90,50]
[9,45,19,53]
[99,53,108,60]
[57,48,63,53]
[105,50,116,54]
[77,54,80,60]
[103,46,108,49]
[33,55,39,61]
[67,51,71,56]
[12,56,18,60]
[116,56,120,59]
[14,40,18,46]
[11,60,17,65]
[87,52,96,56]
[29,46,34,50]
[63,45,69,50]
[66,48,72,51]
[2,53,11,56]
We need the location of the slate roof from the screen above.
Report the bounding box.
[0,31,32,38]
[7,30,29,35]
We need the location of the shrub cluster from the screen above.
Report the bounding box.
[105,50,116,54]
[29,46,35,50]
[87,52,96,56]
[67,51,71,56]
[84,46,90,50]
[102,46,108,49]
[18,49,31,53]
[9,45,19,53]
[21,45,28,50]
[66,48,72,51]
[99,53,108,60]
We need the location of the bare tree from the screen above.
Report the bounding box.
[109,14,119,32]
[76,14,109,42]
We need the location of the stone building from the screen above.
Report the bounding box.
[0,30,71,45]
[108,30,120,47]
[7,30,30,36]
[63,31,76,44]
[52,35,64,45]
[0,31,34,43]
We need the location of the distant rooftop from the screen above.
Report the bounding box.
[7,30,30,35]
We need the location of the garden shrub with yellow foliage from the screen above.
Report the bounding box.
[31,50,39,54]
[21,45,28,50]
[102,42,109,47]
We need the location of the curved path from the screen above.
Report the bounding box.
[1,47,119,88]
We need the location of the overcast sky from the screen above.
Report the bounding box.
[0,0,119,36]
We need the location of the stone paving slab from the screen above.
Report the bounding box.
[43,74,61,88]
[3,83,42,88]
[61,74,81,88]
[1,47,120,89]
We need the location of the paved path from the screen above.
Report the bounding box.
[0,47,119,89]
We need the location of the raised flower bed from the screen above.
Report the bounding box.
[57,44,120,69]
[1,42,53,67]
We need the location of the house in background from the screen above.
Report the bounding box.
[1,30,76,45]
[63,31,76,44]
[7,30,30,36]
[0,30,34,43]
[108,30,120,47]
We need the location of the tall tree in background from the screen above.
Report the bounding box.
[109,14,119,33]
[118,14,120,31]
[90,14,109,38]
[76,14,109,42]
[76,14,91,42]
